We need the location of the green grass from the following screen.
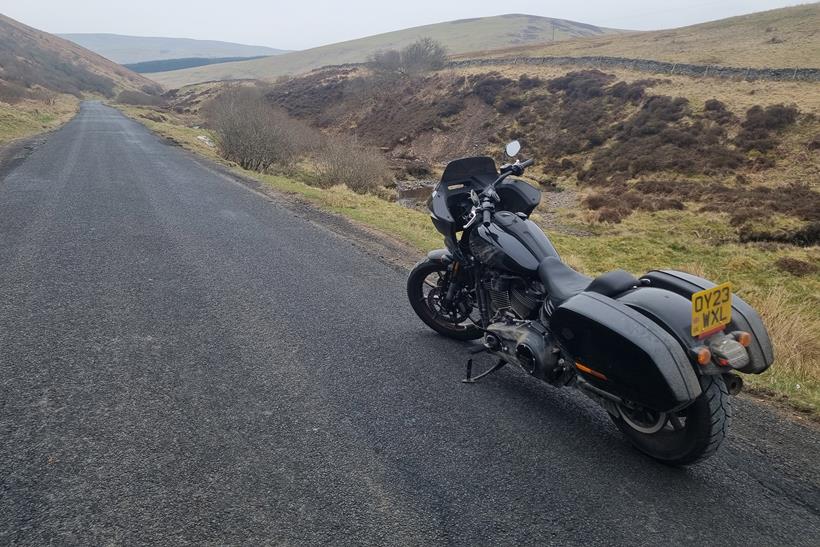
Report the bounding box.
[0,96,79,145]
[117,104,820,417]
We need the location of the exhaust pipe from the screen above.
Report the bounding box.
[722,373,744,395]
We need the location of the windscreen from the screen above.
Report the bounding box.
[440,156,498,183]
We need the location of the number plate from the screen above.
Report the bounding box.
[691,282,733,337]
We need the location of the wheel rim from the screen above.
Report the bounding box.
[420,269,478,328]
[618,404,669,434]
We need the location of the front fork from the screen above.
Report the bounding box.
[439,259,488,330]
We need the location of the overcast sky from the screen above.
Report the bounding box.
[2,0,804,50]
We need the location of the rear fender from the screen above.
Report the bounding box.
[641,270,774,374]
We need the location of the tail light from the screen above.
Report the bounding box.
[732,331,752,347]
[710,334,750,370]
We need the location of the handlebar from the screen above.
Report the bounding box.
[472,156,536,228]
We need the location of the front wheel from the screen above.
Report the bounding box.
[407,259,483,341]
[612,375,731,466]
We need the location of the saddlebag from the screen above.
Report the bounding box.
[641,270,774,374]
[552,292,702,412]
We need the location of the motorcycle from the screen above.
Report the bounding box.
[407,140,774,466]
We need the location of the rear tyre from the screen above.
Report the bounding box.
[612,375,731,466]
[407,259,483,341]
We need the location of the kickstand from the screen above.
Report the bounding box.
[463,358,507,384]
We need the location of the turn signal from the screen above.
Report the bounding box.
[733,331,752,347]
[696,347,712,366]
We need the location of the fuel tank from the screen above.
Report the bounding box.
[470,211,559,275]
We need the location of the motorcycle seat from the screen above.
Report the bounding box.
[537,257,638,305]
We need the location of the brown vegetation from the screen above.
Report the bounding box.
[204,86,314,171]
[257,64,818,244]
[116,90,168,107]
[0,14,158,99]
[204,86,390,193]
[314,137,392,193]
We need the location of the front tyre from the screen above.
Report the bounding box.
[407,259,483,341]
[612,375,731,466]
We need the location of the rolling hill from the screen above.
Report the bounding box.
[0,14,159,99]
[470,3,820,69]
[59,33,288,65]
[146,14,621,88]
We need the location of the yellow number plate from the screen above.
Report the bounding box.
[691,282,733,337]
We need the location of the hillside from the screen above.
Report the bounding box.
[146,14,620,87]
[0,14,159,100]
[59,33,288,64]
[470,3,820,69]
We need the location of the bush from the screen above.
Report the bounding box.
[204,87,316,171]
[469,73,514,105]
[734,104,799,152]
[775,257,819,276]
[368,38,447,78]
[518,74,544,90]
[313,136,392,193]
[547,70,615,100]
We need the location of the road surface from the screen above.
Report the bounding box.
[1,102,818,545]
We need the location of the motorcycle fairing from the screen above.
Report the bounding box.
[432,156,542,236]
[552,291,702,412]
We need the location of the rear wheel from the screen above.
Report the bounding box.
[407,259,483,341]
[611,375,731,466]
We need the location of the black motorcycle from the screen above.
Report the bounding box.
[407,141,774,465]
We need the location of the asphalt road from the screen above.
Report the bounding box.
[0,102,818,545]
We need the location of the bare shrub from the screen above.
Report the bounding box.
[401,38,448,75]
[204,86,317,172]
[368,38,447,78]
[369,49,403,75]
[314,136,391,193]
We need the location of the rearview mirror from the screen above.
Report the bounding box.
[505,140,521,158]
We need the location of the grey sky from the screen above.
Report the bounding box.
[2,0,805,50]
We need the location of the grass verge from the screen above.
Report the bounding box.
[115,103,820,419]
[0,95,80,145]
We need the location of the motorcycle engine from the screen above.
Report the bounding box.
[484,318,566,384]
[484,274,543,320]
[482,274,567,384]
